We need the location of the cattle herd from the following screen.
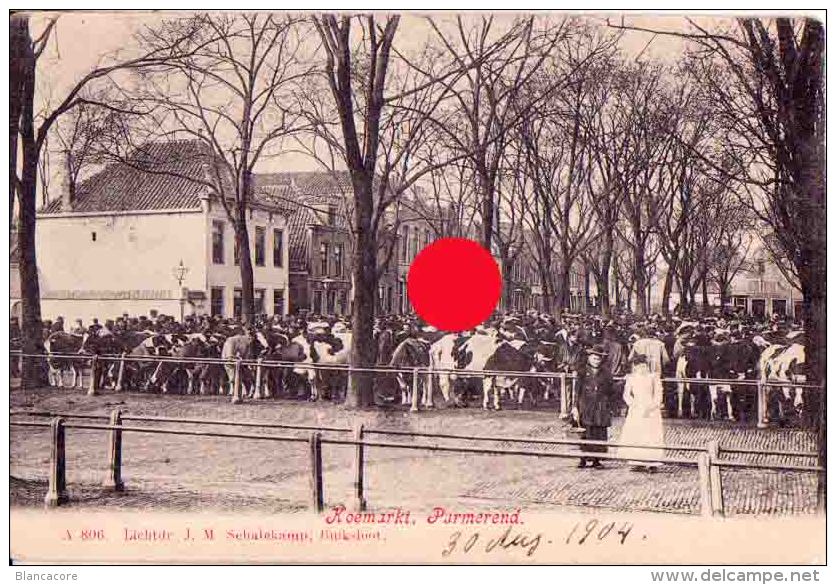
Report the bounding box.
[11,309,813,427]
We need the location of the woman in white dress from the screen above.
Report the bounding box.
[618,354,665,472]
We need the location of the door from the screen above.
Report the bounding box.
[751,299,766,319]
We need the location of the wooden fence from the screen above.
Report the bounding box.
[11,350,823,428]
[10,411,824,517]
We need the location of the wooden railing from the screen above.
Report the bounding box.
[10,350,823,428]
[10,411,823,517]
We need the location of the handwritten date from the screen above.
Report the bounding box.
[441,519,636,558]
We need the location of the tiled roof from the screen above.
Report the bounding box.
[255,171,353,194]
[40,140,212,214]
[281,193,352,272]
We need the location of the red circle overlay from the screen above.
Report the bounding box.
[407,238,502,332]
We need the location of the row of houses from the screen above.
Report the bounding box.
[10,138,802,323]
[500,243,802,319]
[11,140,477,323]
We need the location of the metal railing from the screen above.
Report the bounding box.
[11,349,822,428]
[10,411,824,517]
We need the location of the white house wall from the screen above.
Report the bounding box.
[36,210,207,323]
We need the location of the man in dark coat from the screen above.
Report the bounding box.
[572,343,615,469]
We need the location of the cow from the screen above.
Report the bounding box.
[389,337,432,410]
[451,332,504,410]
[44,332,85,388]
[220,330,268,398]
[80,330,138,390]
[292,329,351,401]
[756,335,807,424]
[429,333,468,407]
[675,341,713,419]
[482,339,558,410]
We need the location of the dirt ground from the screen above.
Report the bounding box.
[10,385,819,516]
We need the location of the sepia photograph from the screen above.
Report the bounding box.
[7,5,827,568]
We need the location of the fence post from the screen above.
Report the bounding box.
[697,450,714,517]
[114,353,126,392]
[254,357,264,400]
[104,409,124,491]
[756,380,768,428]
[354,423,366,512]
[231,358,243,404]
[559,373,569,418]
[410,367,420,413]
[309,431,324,513]
[44,417,67,508]
[87,355,99,396]
[707,440,725,517]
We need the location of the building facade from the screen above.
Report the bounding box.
[35,140,290,323]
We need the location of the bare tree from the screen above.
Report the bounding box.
[10,13,210,387]
[426,15,570,251]
[306,14,470,407]
[109,13,311,324]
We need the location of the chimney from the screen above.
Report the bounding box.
[60,151,74,211]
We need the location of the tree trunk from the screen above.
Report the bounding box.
[234,221,255,323]
[633,244,647,316]
[600,233,614,317]
[582,264,591,314]
[10,16,26,232]
[559,260,571,311]
[14,16,46,389]
[502,255,514,312]
[345,173,377,409]
[539,265,553,314]
[661,266,675,316]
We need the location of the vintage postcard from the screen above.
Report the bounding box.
[8,8,827,566]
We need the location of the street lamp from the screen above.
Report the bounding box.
[172,259,189,322]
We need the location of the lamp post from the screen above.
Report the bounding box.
[172,260,189,322]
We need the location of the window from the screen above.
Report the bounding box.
[273,229,284,268]
[212,221,225,264]
[338,290,347,315]
[210,287,224,317]
[409,226,418,260]
[326,290,336,314]
[254,288,265,315]
[772,299,787,317]
[423,229,430,250]
[333,243,343,277]
[233,288,242,319]
[398,280,405,314]
[401,226,408,262]
[387,286,394,313]
[255,227,266,266]
[327,204,337,227]
[273,289,285,316]
[233,238,240,266]
[312,290,323,314]
[319,242,329,276]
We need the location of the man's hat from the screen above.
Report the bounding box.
[587,343,609,357]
